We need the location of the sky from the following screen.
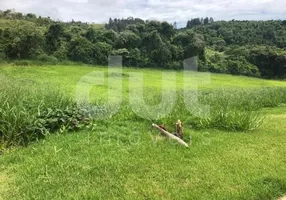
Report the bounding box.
[0,0,285,27]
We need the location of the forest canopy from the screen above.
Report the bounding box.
[0,9,285,78]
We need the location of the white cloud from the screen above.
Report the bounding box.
[0,0,285,25]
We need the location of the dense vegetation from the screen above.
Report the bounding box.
[0,76,92,148]
[0,10,285,78]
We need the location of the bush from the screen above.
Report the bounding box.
[68,37,94,64]
[53,45,68,61]
[227,57,260,77]
[204,49,228,73]
[37,54,58,64]
[0,51,7,61]
[13,60,32,66]
[0,76,91,147]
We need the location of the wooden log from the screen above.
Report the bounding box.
[152,124,189,148]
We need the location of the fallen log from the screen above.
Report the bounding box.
[152,123,189,148]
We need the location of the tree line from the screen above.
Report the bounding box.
[0,9,285,78]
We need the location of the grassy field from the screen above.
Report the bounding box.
[0,65,286,199]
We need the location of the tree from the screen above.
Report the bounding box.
[85,27,97,42]
[68,37,94,63]
[93,42,112,65]
[184,35,205,58]
[151,43,172,68]
[96,30,117,45]
[203,17,209,25]
[3,24,44,59]
[142,30,163,52]
[115,31,140,49]
[45,24,65,54]
[160,21,175,40]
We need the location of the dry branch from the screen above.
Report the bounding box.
[152,123,189,148]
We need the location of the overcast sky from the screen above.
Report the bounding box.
[1,0,285,26]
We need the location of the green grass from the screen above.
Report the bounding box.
[1,65,286,94]
[0,65,286,199]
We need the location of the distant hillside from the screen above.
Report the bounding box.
[183,19,286,48]
[0,9,285,79]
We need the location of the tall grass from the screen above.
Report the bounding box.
[0,76,88,148]
[1,72,286,148]
[110,87,286,132]
[181,87,286,131]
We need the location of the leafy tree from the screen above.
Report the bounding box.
[45,24,65,54]
[203,17,209,25]
[142,30,163,52]
[248,46,286,78]
[150,43,172,68]
[3,24,44,59]
[68,37,94,63]
[159,21,175,40]
[95,30,117,45]
[213,38,226,51]
[93,42,112,65]
[115,31,140,49]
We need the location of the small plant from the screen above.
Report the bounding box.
[36,106,91,133]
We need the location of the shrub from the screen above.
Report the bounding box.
[0,76,91,147]
[37,54,58,64]
[13,60,32,66]
[0,51,7,61]
[226,56,260,77]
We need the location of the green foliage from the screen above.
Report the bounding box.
[0,76,91,147]
[226,56,260,76]
[68,37,94,63]
[0,51,7,61]
[13,60,33,66]
[115,30,140,49]
[1,10,286,78]
[212,38,226,51]
[225,45,286,78]
[2,24,44,59]
[52,44,68,61]
[93,42,112,65]
[191,20,286,47]
[45,24,65,54]
[160,87,286,131]
[205,49,260,76]
[186,17,214,28]
[37,54,58,64]
[248,46,286,78]
[37,107,90,133]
